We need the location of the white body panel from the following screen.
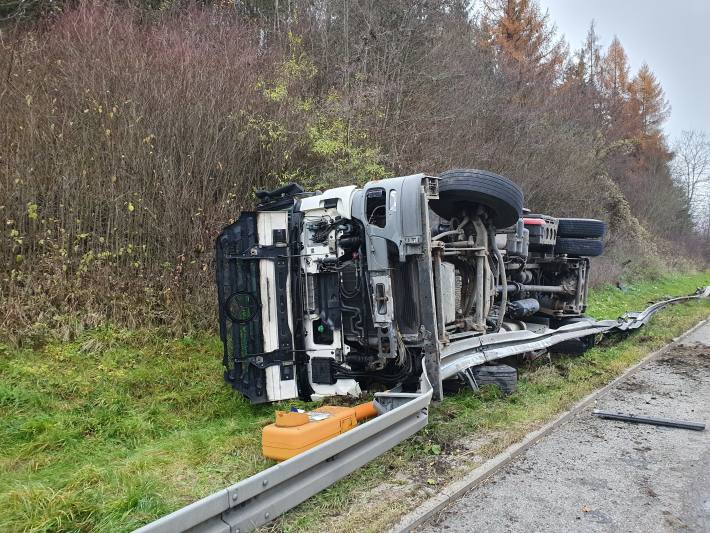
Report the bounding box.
[298,186,357,219]
[265,365,298,401]
[257,211,299,402]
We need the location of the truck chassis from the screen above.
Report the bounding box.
[216,170,606,403]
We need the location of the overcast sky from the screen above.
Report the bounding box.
[537,0,710,144]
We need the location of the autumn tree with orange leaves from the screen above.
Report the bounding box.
[482,0,567,84]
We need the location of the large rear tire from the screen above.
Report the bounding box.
[430,169,524,229]
[549,317,597,355]
[554,237,604,257]
[557,218,607,239]
[471,364,518,395]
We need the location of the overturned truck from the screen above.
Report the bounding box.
[216,170,606,404]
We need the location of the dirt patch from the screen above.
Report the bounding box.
[656,345,710,378]
[614,379,647,394]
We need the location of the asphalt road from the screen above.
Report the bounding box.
[420,322,710,533]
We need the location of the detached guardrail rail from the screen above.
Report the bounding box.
[135,287,710,533]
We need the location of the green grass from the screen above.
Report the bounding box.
[0,332,298,532]
[585,272,710,319]
[1,271,709,532]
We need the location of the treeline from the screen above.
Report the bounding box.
[0,0,705,338]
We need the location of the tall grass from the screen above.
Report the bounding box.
[2,4,271,333]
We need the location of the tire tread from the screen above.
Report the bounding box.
[555,237,604,257]
[431,169,524,228]
[557,218,606,238]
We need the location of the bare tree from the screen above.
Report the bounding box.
[699,190,710,238]
[672,130,710,215]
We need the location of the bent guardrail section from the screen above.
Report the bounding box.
[135,286,709,533]
[439,318,618,380]
[439,286,710,377]
[616,286,710,331]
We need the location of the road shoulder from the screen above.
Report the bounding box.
[389,317,710,533]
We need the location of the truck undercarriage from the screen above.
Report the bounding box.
[216,170,606,404]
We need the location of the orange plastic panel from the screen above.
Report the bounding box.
[262,402,379,461]
[275,411,309,427]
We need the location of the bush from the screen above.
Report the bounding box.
[0,3,386,338]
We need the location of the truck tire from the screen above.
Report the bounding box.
[550,317,597,355]
[549,338,588,356]
[555,237,604,257]
[430,169,524,229]
[471,364,518,395]
[557,218,607,239]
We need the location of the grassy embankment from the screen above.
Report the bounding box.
[1,272,709,532]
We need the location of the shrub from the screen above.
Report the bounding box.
[0,2,385,338]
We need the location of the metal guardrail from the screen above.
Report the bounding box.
[441,287,710,379]
[135,385,432,533]
[616,285,710,331]
[135,287,709,533]
[439,318,618,380]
